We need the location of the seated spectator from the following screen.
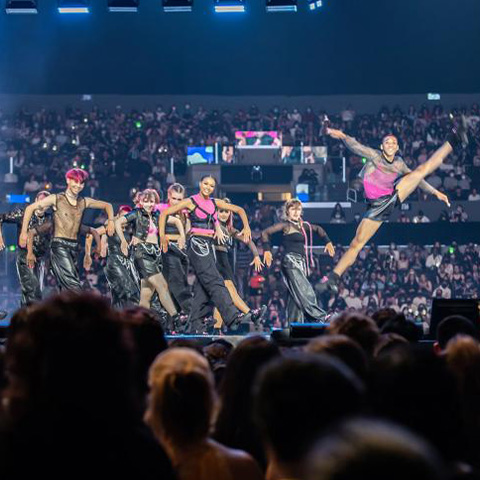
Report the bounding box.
[330,203,346,224]
[254,354,364,480]
[145,348,263,480]
[468,188,480,201]
[412,210,430,223]
[443,171,458,192]
[306,419,444,480]
[434,315,479,353]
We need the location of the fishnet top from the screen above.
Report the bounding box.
[53,193,86,240]
[343,136,436,199]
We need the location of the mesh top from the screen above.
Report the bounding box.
[53,193,86,240]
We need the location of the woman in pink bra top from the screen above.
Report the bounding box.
[159,175,257,334]
[318,116,469,294]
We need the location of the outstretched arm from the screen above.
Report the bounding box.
[19,195,56,247]
[159,199,194,252]
[310,224,335,257]
[85,198,115,236]
[0,208,24,251]
[327,128,378,160]
[260,222,287,267]
[215,199,252,242]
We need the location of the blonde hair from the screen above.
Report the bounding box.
[145,348,217,446]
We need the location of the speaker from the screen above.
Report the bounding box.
[429,298,480,339]
[271,323,329,346]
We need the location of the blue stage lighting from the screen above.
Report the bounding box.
[163,0,192,12]
[6,0,37,13]
[214,0,245,13]
[108,0,138,12]
[308,0,322,11]
[58,0,90,13]
[266,0,297,12]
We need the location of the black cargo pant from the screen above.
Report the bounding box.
[162,244,192,314]
[104,253,140,308]
[187,236,239,331]
[50,238,82,292]
[16,249,44,306]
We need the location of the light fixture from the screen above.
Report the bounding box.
[58,0,90,13]
[214,0,245,13]
[266,0,296,12]
[308,0,322,11]
[6,0,38,13]
[163,0,192,12]
[108,0,138,12]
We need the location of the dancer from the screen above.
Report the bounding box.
[155,183,192,315]
[84,205,140,309]
[319,116,469,293]
[115,189,186,326]
[19,169,114,291]
[213,198,266,328]
[261,198,335,324]
[159,175,255,333]
[0,191,51,305]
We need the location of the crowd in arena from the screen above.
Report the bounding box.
[1,102,480,201]
[1,291,480,480]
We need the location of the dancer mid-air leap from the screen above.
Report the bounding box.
[319,116,469,293]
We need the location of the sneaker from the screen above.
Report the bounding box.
[250,305,267,326]
[226,311,252,332]
[449,114,469,148]
[317,271,340,295]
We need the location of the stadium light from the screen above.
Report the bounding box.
[266,0,296,12]
[214,0,245,13]
[6,0,38,14]
[308,0,322,11]
[163,0,192,12]
[58,0,90,13]
[108,0,138,12]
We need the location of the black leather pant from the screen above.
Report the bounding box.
[16,249,44,306]
[104,253,140,308]
[162,245,192,314]
[187,236,239,331]
[50,238,82,292]
[282,252,326,324]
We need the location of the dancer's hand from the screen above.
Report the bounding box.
[325,242,335,257]
[161,236,169,253]
[177,235,186,250]
[240,226,252,243]
[19,232,28,248]
[121,239,129,257]
[326,128,346,140]
[83,254,92,271]
[106,219,115,236]
[435,192,451,207]
[214,224,227,245]
[27,252,36,269]
[263,251,273,267]
[251,256,264,272]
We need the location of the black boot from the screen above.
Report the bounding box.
[446,114,469,149]
[317,271,340,294]
[226,311,252,333]
[250,305,267,327]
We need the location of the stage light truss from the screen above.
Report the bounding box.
[58,0,90,13]
[6,0,38,14]
[108,0,139,12]
[214,0,245,13]
[163,0,192,12]
[266,0,297,12]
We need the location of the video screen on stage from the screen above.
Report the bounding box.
[281,146,328,164]
[235,131,282,148]
[186,146,215,165]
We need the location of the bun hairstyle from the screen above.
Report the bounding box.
[168,183,186,196]
[200,174,217,184]
[283,198,303,220]
[146,348,217,446]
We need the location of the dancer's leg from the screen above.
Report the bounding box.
[16,250,41,306]
[50,240,82,291]
[139,280,155,309]
[148,273,178,317]
[213,279,250,328]
[397,142,453,202]
[333,218,383,277]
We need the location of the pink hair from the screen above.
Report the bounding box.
[117,205,132,215]
[65,168,89,183]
